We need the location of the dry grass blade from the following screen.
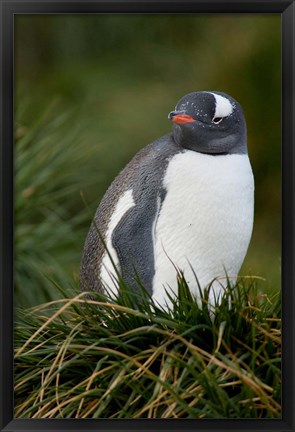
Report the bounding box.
[15,281,281,418]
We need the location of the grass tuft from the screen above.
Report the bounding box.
[14,277,281,419]
[15,100,104,306]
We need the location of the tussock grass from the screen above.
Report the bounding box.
[15,101,103,306]
[14,277,281,419]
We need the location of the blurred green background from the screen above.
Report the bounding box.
[14,14,281,307]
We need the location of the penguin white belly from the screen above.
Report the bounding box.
[152,150,254,308]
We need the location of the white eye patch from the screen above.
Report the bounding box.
[208,92,233,118]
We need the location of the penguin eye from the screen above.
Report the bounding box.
[212,117,223,124]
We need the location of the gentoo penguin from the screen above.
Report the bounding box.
[80,91,254,309]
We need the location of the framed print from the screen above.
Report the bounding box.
[0,0,294,431]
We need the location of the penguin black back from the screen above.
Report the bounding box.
[80,134,184,294]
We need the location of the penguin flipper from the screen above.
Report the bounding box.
[110,190,163,295]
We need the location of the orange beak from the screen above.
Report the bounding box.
[168,111,196,124]
[172,114,196,124]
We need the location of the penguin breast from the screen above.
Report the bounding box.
[152,150,254,307]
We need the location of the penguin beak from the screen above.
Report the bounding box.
[168,110,196,124]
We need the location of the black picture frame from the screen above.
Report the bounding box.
[0,0,294,431]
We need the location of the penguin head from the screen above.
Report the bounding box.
[168,91,247,155]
